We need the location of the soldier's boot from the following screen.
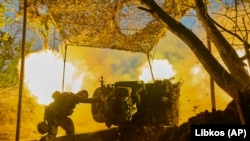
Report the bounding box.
[40,135,56,141]
[40,136,49,141]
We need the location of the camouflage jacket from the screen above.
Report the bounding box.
[46,92,80,117]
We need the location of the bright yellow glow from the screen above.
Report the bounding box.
[191,65,201,75]
[236,49,250,73]
[139,59,176,82]
[22,49,85,105]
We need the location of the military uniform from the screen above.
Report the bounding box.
[40,90,88,141]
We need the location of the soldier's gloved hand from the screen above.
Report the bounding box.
[76,90,88,98]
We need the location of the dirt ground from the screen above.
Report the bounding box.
[158,93,250,141]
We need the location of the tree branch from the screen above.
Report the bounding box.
[195,0,250,85]
[141,0,243,98]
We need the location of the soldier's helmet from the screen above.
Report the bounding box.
[37,121,49,134]
[52,91,61,99]
[76,90,88,98]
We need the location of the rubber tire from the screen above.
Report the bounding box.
[91,87,105,123]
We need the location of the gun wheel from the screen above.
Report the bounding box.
[91,87,105,123]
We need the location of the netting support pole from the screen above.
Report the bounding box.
[62,45,67,92]
[207,36,216,112]
[146,53,155,82]
[16,0,27,140]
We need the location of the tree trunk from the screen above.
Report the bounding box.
[141,0,244,98]
[195,0,250,86]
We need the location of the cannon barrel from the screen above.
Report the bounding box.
[79,97,101,104]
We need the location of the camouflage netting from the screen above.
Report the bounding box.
[17,0,193,53]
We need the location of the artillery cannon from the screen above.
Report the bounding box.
[91,77,181,131]
[34,77,181,141]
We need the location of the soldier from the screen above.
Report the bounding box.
[39,90,91,141]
